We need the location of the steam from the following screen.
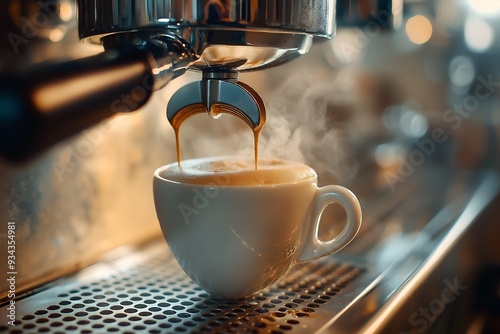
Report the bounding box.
[172,63,355,184]
[256,67,353,184]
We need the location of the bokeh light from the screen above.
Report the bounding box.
[467,0,500,16]
[405,15,433,45]
[464,16,494,52]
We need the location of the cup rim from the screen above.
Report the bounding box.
[154,156,318,188]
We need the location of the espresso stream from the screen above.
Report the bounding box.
[171,98,266,169]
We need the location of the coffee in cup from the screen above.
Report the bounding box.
[154,156,362,298]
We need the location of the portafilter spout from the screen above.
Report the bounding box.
[0,0,335,162]
[167,62,266,163]
[168,63,264,127]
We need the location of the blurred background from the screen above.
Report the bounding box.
[0,0,499,333]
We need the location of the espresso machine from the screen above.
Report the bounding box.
[1,0,500,333]
[0,0,332,162]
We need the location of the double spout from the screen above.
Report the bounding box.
[167,65,265,130]
[166,64,267,164]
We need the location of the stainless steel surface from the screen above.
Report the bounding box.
[79,0,334,40]
[80,0,335,72]
[0,241,363,334]
[139,34,197,91]
[331,171,500,333]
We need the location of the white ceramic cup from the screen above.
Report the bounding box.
[153,157,362,299]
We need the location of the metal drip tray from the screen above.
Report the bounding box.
[0,242,364,334]
[1,170,497,333]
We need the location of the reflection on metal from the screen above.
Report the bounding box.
[0,241,364,334]
[327,171,499,333]
[336,0,400,30]
[80,0,334,72]
[79,0,334,41]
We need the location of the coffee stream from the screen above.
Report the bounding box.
[171,103,265,169]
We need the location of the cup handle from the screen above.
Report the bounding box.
[298,185,362,263]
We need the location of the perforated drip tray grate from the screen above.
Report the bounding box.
[0,242,364,334]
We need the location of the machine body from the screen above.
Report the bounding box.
[0,0,335,162]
